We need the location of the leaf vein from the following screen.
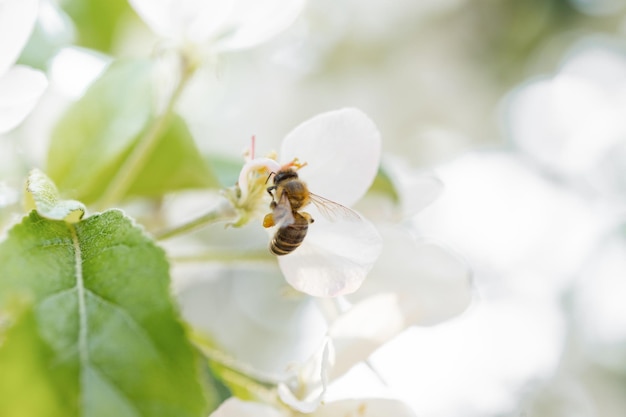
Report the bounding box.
[84,288,162,359]
[70,223,90,410]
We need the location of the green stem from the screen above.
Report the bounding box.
[170,249,273,263]
[95,54,197,210]
[155,199,237,240]
[189,329,280,403]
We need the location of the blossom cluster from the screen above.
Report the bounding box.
[0,1,479,416]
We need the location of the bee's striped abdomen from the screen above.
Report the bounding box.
[270,213,310,255]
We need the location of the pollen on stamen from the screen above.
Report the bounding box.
[283,158,308,171]
[237,157,282,201]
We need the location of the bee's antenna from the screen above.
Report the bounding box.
[265,171,276,184]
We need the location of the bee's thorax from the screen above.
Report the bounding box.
[273,169,299,184]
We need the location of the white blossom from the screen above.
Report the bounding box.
[208,337,419,417]
[210,396,419,417]
[276,337,332,412]
[0,0,48,134]
[235,108,383,297]
[128,0,306,52]
[504,39,626,181]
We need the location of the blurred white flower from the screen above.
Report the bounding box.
[0,0,48,134]
[312,398,418,417]
[128,0,306,52]
[574,230,626,371]
[210,398,286,417]
[413,151,612,296]
[175,264,328,382]
[309,156,473,378]
[384,150,615,416]
[234,108,383,297]
[329,229,473,378]
[177,237,473,397]
[276,337,332,412]
[207,335,418,416]
[372,297,565,417]
[504,39,626,185]
[210,396,418,417]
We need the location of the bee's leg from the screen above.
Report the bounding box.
[263,213,275,228]
[301,212,314,224]
[267,185,276,206]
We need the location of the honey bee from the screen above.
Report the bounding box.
[263,164,359,256]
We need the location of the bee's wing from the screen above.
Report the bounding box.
[275,210,382,297]
[273,191,295,227]
[308,192,361,222]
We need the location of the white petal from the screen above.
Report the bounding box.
[0,0,38,75]
[174,263,328,380]
[209,398,287,417]
[128,0,175,38]
[412,152,609,295]
[237,157,281,200]
[505,43,626,179]
[328,294,405,378]
[574,232,626,370]
[49,47,110,99]
[0,65,47,134]
[352,226,473,326]
[183,0,234,44]
[128,0,234,43]
[280,108,381,207]
[312,398,418,417]
[277,339,333,413]
[382,156,444,219]
[277,210,382,297]
[214,0,306,51]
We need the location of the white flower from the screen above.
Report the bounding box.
[413,151,611,294]
[208,337,418,417]
[574,230,626,370]
[276,337,332,412]
[235,108,383,297]
[305,156,473,378]
[128,0,306,52]
[0,0,48,134]
[209,398,287,417]
[210,395,418,417]
[504,39,626,180]
[175,263,329,382]
[327,232,473,378]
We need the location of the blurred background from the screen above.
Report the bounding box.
[4,0,626,415]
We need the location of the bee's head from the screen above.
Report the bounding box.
[266,158,306,184]
[272,168,299,184]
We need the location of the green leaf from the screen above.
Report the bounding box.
[47,60,218,205]
[0,303,71,417]
[25,169,86,223]
[0,210,209,417]
[47,59,154,205]
[206,154,245,188]
[127,114,219,198]
[61,0,133,53]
